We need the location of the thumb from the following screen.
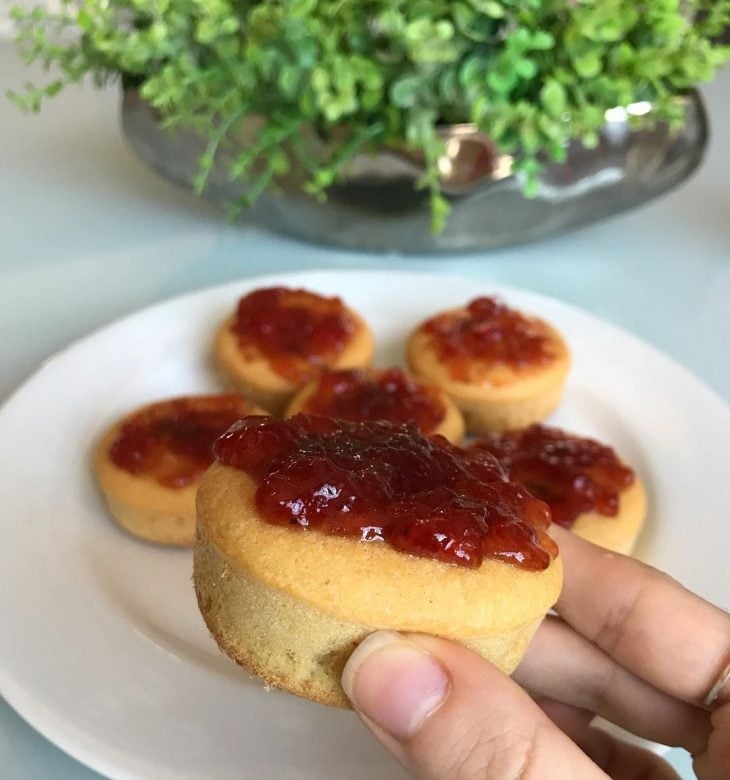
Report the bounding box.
[342,630,607,780]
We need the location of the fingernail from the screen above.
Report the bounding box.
[342,630,449,739]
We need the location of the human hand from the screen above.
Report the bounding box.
[341,526,730,779]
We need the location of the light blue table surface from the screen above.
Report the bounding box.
[1,38,727,779]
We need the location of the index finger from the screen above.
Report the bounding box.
[552,525,730,707]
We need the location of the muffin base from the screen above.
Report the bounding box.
[455,380,566,433]
[105,495,195,546]
[194,525,545,708]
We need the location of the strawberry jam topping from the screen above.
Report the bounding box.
[109,395,253,489]
[214,414,557,569]
[230,287,356,383]
[471,425,635,527]
[422,296,556,382]
[299,368,446,434]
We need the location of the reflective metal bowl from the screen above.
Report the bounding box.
[121,90,707,253]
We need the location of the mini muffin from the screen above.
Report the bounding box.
[471,424,647,554]
[215,287,374,414]
[94,394,266,546]
[285,367,465,443]
[407,296,570,433]
[194,415,562,708]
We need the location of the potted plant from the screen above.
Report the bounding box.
[8,0,729,251]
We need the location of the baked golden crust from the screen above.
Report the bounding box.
[193,463,563,706]
[94,397,266,546]
[285,370,466,444]
[570,476,647,555]
[406,315,570,433]
[215,311,375,415]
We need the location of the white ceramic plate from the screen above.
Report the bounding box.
[1,270,728,780]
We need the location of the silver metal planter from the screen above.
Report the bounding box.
[121,90,708,253]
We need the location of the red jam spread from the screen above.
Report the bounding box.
[230,287,356,383]
[214,414,557,570]
[109,395,252,489]
[472,425,635,527]
[422,296,556,382]
[300,368,446,434]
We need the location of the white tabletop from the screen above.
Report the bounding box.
[1,38,727,779]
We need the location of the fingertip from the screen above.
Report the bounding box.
[342,630,449,740]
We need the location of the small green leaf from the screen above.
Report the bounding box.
[44,79,65,98]
[523,176,539,198]
[519,121,540,152]
[540,79,566,116]
[486,67,516,95]
[278,66,299,98]
[439,69,458,103]
[390,75,421,108]
[574,51,602,78]
[459,56,483,89]
[453,2,493,42]
[76,9,93,32]
[290,0,317,17]
[5,89,30,111]
[311,67,329,93]
[376,9,405,35]
[430,192,451,233]
[466,0,504,19]
[529,31,554,51]
[582,130,600,149]
[548,142,568,163]
[515,58,537,79]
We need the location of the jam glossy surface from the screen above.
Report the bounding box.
[422,296,556,382]
[231,287,356,383]
[214,414,557,569]
[472,425,635,527]
[299,368,446,434]
[109,395,252,489]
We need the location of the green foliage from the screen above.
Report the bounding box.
[8,0,730,231]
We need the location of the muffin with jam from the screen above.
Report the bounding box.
[407,296,570,433]
[94,394,266,546]
[286,367,465,443]
[194,414,563,707]
[471,424,647,554]
[215,287,374,414]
